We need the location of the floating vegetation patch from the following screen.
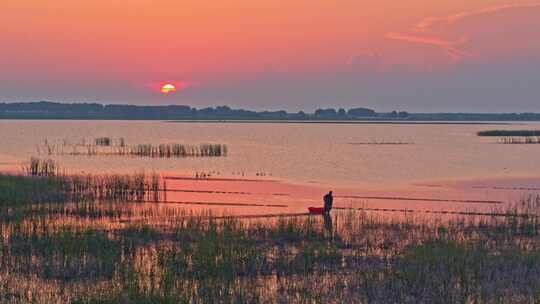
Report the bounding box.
[37,138,228,158]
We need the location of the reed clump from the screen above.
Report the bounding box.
[1,171,164,210]
[348,140,412,145]
[128,143,227,158]
[476,130,540,144]
[94,137,112,146]
[38,138,228,158]
[66,172,165,203]
[23,157,59,176]
[498,136,540,144]
[478,130,540,136]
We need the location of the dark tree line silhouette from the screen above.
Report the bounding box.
[3,101,540,121]
[0,101,384,120]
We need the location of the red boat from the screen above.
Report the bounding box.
[308,207,325,215]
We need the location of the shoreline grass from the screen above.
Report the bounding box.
[1,172,165,209]
[2,165,540,302]
[23,157,59,176]
[2,210,540,302]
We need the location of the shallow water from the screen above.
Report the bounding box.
[2,120,540,215]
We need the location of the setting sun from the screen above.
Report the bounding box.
[160,84,176,94]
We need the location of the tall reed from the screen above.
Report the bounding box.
[38,139,228,158]
[94,137,112,146]
[478,130,540,136]
[498,136,540,144]
[23,157,59,176]
[65,172,164,203]
[128,143,227,157]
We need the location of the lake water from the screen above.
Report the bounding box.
[2,120,540,216]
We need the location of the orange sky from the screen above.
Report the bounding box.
[1,0,540,111]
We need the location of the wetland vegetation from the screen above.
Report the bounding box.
[2,166,540,302]
[37,138,228,158]
[497,137,540,144]
[478,130,540,144]
[478,130,540,137]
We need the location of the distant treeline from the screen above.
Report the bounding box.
[0,101,382,120]
[2,101,540,121]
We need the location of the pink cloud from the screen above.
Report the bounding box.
[386,2,540,61]
[385,32,467,61]
[414,3,540,33]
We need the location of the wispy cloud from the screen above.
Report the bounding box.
[414,3,540,32]
[386,2,540,61]
[385,32,467,61]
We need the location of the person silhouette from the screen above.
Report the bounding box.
[323,191,333,214]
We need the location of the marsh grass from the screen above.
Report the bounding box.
[23,157,59,176]
[128,143,227,158]
[0,174,68,208]
[2,174,540,302]
[348,140,412,145]
[478,130,540,144]
[38,138,228,158]
[65,172,165,203]
[0,170,165,223]
[496,136,540,144]
[478,130,540,136]
[94,137,112,146]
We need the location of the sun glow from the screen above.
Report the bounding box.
[160,84,176,94]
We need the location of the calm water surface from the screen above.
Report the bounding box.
[1,120,540,186]
[2,120,540,215]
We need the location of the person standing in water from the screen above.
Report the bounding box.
[323,191,333,214]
